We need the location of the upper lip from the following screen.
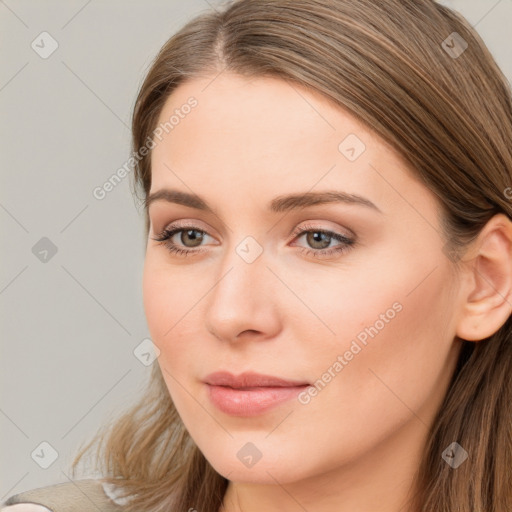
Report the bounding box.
[204,371,309,388]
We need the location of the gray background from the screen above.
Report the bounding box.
[1,0,511,500]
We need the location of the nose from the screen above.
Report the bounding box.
[204,242,281,343]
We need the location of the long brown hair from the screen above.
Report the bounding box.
[71,1,512,510]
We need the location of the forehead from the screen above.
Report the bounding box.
[153,72,393,160]
[148,72,434,222]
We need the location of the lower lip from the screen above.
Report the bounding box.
[206,384,309,416]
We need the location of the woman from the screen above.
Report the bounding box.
[3,0,512,511]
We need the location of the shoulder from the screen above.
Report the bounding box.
[1,478,128,512]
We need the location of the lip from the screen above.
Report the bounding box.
[204,371,310,417]
[204,371,309,388]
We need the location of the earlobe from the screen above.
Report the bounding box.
[455,213,512,342]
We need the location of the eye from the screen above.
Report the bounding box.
[290,222,356,259]
[151,221,356,259]
[151,223,213,257]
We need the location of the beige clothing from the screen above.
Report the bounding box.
[1,479,128,512]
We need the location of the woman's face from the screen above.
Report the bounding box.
[143,72,463,488]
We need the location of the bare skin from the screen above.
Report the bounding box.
[143,72,512,512]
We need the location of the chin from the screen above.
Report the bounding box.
[202,444,313,485]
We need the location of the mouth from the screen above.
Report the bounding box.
[203,371,310,417]
[204,370,310,388]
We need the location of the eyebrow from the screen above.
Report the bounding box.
[145,188,382,214]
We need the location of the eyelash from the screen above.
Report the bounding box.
[151,222,356,259]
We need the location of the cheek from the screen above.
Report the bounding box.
[311,239,452,358]
[271,275,453,475]
[142,254,206,379]
[142,256,185,354]
[300,254,456,446]
[142,259,193,413]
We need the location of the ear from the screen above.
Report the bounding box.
[455,213,512,342]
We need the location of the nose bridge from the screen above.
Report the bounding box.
[212,235,269,311]
[205,234,278,339]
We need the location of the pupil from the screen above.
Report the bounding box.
[308,231,330,249]
[183,229,203,247]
